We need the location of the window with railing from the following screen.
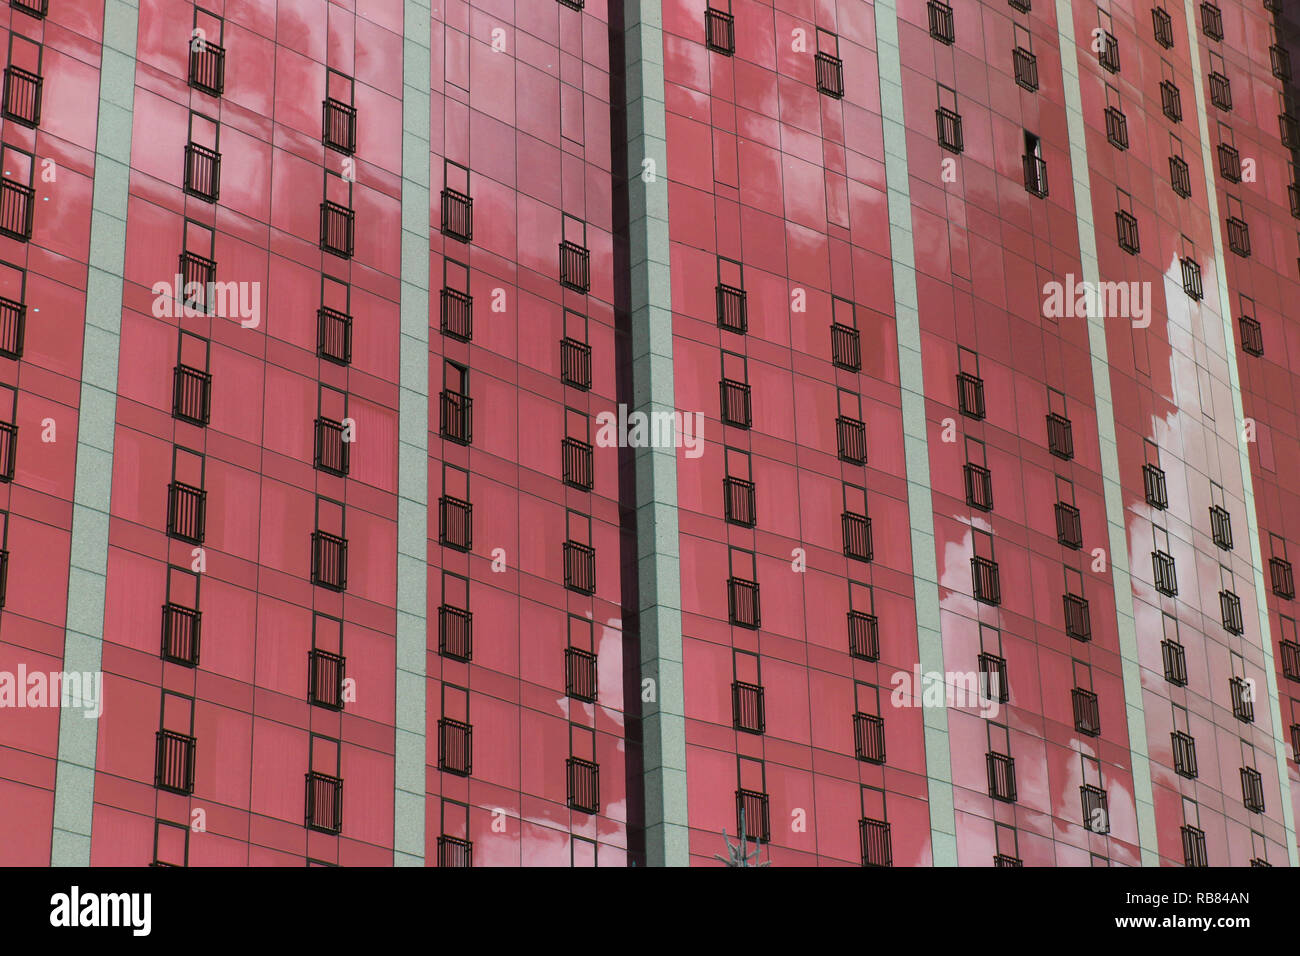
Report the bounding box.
[440,387,473,445]
[1171,730,1198,778]
[12,0,48,18]
[1281,640,1300,682]
[4,39,44,129]
[1272,43,1291,81]
[836,415,867,464]
[440,161,473,242]
[167,481,206,544]
[566,646,597,703]
[305,771,343,833]
[720,378,752,428]
[1022,153,1047,198]
[735,788,770,841]
[1072,688,1101,736]
[842,509,872,563]
[161,603,201,667]
[1064,592,1091,641]
[320,199,355,258]
[439,603,472,662]
[1097,31,1120,73]
[314,417,349,477]
[156,729,196,795]
[1153,550,1177,596]
[438,717,472,776]
[564,540,596,594]
[179,249,216,313]
[987,752,1016,802]
[1163,639,1187,686]
[979,652,1009,704]
[831,321,860,371]
[0,147,34,243]
[854,713,885,763]
[1200,1,1223,41]
[1209,505,1232,550]
[560,216,590,291]
[312,530,347,591]
[1220,589,1243,635]
[860,817,891,867]
[937,105,963,153]
[567,757,600,813]
[173,364,211,427]
[928,0,955,44]
[1055,501,1082,549]
[1271,556,1295,598]
[1013,46,1038,92]
[957,371,985,420]
[308,648,345,710]
[1281,111,1300,150]
[994,853,1022,867]
[705,5,735,55]
[1143,462,1167,509]
[732,681,765,734]
[724,476,756,527]
[1181,825,1208,867]
[1241,767,1265,813]
[814,30,844,98]
[562,436,594,491]
[1239,314,1263,356]
[440,281,473,343]
[1116,208,1140,254]
[848,610,879,661]
[1170,154,1192,196]
[1230,676,1253,722]
[1105,105,1128,149]
[561,336,592,389]
[965,462,993,512]
[323,71,357,154]
[1226,216,1250,258]
[972,556,1001,606]
[1208,71,1232,112]
[318,305,352,365]
[1152,6,1174,48]
[1081,785,1109,832]
[438,835,472,868]
[1160,80,1182,122]
[1047,412,1073,460]
[183,142,220,203]
[728,576,760,629]
[716,258,747,334]
[439,495,472,552]
[1181,256,1203,300]
[0,286,23,361]
[188,13,225,97]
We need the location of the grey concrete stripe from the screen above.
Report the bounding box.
[1181,0,1299,866]
[874,0,957,866]
[394,0,431,867]
[1054,0,1158,864]
[50,0,139,867]
[622,0,688,867]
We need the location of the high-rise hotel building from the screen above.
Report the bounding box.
[0,0,1298,867]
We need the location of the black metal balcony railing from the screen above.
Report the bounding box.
[560,337,592,390]
[928,0,955,44]
[183,142,220,202]
[438,604,472,662]
[1104,106,1128,149]
[1097,31,1120,73]
[1008,0,1030,11]
[1162,639,1188,686]
[558,0,584,9]
[735,788,770,841]
[936,106,963,153]
[1241,767,1265,814]
[716,283,747,334]
[1181,256,1203,301]
[1143,463,1167,509]
[1226,216,1250,258]
[1230,675,1254,722]
[860,817,892,867]
[0,420,14,482]
[439,494,473,552]
[3,64,42,128]
[1200,1,1223,41]
[1047,412,1073,460]
[1292,724,1300,764]
[705,6,735,55]
[440,186,473,242]
[1239,314,1263,357]
[1116,209,1140,254]
[836,415,867,464]
[1280,640,1300,682]
[161,603,201,667]
[173,364,211,427]
[1153,550,1178,596]
[1171,730,1198,778]
[322,97,357,155]
[1160,80,1182,123]
[1208,71,1232,111]
[318,306,352,365]
[438,835,472,868]
[842,511,872,562]
[188,39,225,96]
[1209,505,1233,550]
[720,378,752,428]
[0,179,35,242]
[1272,44,1291,82]
[1072,687,1101,736]
[724,475,756,527]
[311,531,348,591]
[972,556,1001,606]
[440,287,472,342]
[179,250,215,311]
[1013,47,1038,92]
[308,648,345,709]
[167,481,206,544]
[564,540,596,594]
[1220,589,1244,636]
[830,322,861,371]
[438,717,472,776]
[562,437,594,490]
[320,201,355,258]
[1281,112,1300,150]
[1022,154,1047,198]
[1081,784,1109,833]
[567,757,600,814]
[994,853,1023,867]
[978,651,1008,703]
[305,771,343,833]
[732,680,765,734]
[155,730,196,794]
[1170,154,1193,197]
[1064,594,1091,641]
[1055,501,1083,549]
[1152,6,1174,48]
[1271,556,1295,599]
[848,610,879,661]
[814,51,844,98]
[1181,825,1208,867]
[964,462,993,512]
[314,417,349,477]
[957,371,985,419]
[0,294,24,360]
[987,752,1016,802]
[440,389,473,445]
[559,239,590,292]
[12,0,49,18]
[565,646,597,702]
[728,577,760,629]
[853,712,885,763]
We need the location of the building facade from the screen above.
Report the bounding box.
[0,0,1298,867]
